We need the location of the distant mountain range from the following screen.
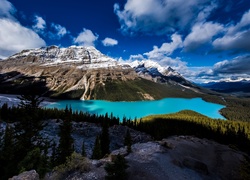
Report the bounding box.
[199,80,250,94]
[0,45,202,100]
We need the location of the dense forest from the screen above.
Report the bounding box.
[0,94,250,179]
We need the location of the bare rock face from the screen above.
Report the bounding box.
[0,46,140,100]
[110,136,249,180]
[0,45,198,101]
[10,170,39,180]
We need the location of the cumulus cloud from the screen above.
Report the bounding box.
[144,33,183,59]
[213,55,250,75]
[114,0,215,35]
[0,0,46,58]
[32,15,46,33]
[213,10,250,52]
[184,22,223,51]
[0,18,46,58]
[102,37,118,46]
[191,55,250,82]
[73,28,98,47]
[213,30,250,52]
[158,56,187,71]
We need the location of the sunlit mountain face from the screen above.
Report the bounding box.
[1,0,250,84]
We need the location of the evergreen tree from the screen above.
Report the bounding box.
[91,135,102,159]
[18,94,44,110]
[14,94,44,159]
[100,120,110,157]
[81,141,86,157]
[124,129,132,154]
[0,125,16,179]
[18,147,49,177]
[105,154,129,180]
[1,103,9,120]
[57,118,74,165]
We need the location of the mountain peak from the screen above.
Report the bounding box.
[167,66,175,72]
[7,45,118,69]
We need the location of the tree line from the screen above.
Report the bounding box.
[1,95,250,179]
[123,110,250,154]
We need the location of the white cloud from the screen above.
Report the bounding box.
[32,15,46,33]
[228,9,250,34]
[144,33,183,59]
[213,30,250,51]
[158,56,187,71]
[73,28,98,47]
[102,37,118,46]
[184,22,223,51]
[52,23,67,37]
[49,23,68,39]
[0,0,46,58]
[0,18,46,58]
[190,55,250,83]
[213,55,250,75]
[0,0,16,20]
[129,54,145,61]
[213,10,250,52]
[114,0,214,35]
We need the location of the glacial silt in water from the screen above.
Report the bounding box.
[46,98,225,120]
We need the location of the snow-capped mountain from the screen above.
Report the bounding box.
[126,60,192,86]
[0,45,197,100]
[8,45,119,70]
[129,60,179,76]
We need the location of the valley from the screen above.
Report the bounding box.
[0,46,250,179]
[0,45,249,121]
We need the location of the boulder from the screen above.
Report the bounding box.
[10,170,39,180]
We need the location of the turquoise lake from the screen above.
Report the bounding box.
[46,98,225,120]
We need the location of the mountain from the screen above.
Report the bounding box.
[0,45,199,101]
[128,60,193,86]
[200,80,250,96]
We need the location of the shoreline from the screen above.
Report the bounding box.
[0,93,55,107]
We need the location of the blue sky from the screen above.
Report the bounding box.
[0,0,250,83]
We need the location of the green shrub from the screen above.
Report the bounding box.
[52,152,91,179]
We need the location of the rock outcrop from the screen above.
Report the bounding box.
[10,170,39,180]
[47,136,249,180]
[40,120,152,157]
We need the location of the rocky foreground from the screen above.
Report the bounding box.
[10,135,249,180]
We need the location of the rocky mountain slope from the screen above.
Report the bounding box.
[11,136,249,180]
[0,46,199,100]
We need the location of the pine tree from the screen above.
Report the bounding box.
[14,94,44,157]
[81,141,86,157]
[1,103,9,120]
[1,125,16,179]
[91,135,102,159]
[124,129,132,154]
[100,120,110,157]
[105,154,129,180]
[57,118,74,165]
[18,94,44,110]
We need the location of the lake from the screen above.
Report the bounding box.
[46,98,225,120]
